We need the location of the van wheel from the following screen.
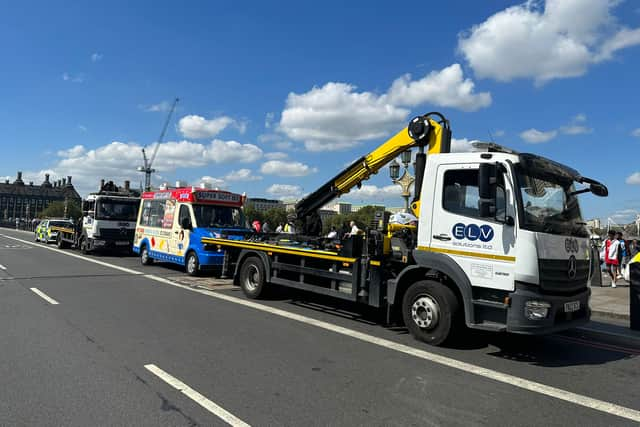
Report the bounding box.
[140,245,153,265]
[186,251,199,276]
[239,256,267,299]
[402,280,460,346]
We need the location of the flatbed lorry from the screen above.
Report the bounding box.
[201,112,607,345]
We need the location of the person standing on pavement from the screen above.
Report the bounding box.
[616,231,627,280]
[604,230,620,287]
[262,221,271,234]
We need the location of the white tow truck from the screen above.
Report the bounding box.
[199,113,607,345]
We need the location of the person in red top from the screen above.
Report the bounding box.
[604,230,620,286]
[251,220,262,233]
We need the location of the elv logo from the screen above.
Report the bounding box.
[452,223,494,242]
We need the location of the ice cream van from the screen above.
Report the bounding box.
[133,187,249,275]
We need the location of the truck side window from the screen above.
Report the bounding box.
[443,169,480,218]
[443,169,507,221]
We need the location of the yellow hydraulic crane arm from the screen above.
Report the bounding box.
[295,113,451,221]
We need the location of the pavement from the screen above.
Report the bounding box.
[1,227,640,426]
[590,273,634,323]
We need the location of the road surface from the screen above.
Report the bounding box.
[0,228,639,426]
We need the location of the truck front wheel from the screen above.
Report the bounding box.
[402,280,460,346]
[239,256,267,299]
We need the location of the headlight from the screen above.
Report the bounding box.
[524,300,551,320]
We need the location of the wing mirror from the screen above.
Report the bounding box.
[478,163,497,218]
[590,182,608,197]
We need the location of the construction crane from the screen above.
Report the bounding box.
[138,97,179,191]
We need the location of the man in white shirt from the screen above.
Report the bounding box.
[349,221,360,236]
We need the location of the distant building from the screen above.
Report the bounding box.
[246,197,283,212]
[0,171,81,220]
[324,202,352,215]
[586,218,602,229]
[351,204,385,213]
[318,209,337,223]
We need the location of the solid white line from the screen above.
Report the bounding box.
[4,232,640,423]
[144,364,251,427]
[0,234,143,276]
[30,287,60,305]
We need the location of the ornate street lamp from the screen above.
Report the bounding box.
[389,151,415,212]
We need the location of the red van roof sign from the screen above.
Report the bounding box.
[142,188,243,206]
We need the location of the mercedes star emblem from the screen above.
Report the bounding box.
[568,255,577,279]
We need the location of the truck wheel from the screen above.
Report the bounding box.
[56,235,67,249]
[402,280,460,346]
[186,251,199,276]
[140,244,153,265]
[239,256,267,299]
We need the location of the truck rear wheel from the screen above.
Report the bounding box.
[402,280,460,346]
[140,244,153,265]
[239,256,267,299]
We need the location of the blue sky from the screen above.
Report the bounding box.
[1,0,639,223]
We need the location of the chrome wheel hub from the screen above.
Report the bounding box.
[411,294,439,329]
[244,265,259,291]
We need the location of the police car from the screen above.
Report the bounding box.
[35,219,74,243]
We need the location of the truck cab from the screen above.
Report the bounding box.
[81,194,140,252]
[410,146,604,335]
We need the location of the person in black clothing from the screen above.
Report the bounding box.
[305,211,323,236]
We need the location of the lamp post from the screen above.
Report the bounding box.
[389,150,415,212]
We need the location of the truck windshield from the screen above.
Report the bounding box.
[515,165,588,237]
[95,199,139,221]
[192,204,244,228]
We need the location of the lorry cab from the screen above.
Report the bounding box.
[81,193,140,252]
[133,187,249,275]
[414,145,606,334]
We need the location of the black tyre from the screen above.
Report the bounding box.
[402,280,461,346]
[140,244,153,265]
[185,251,199,276]
[239,256,267,299]
[56,235,67,249]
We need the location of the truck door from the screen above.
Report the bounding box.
[429,163,516,291]
[171,203,193,259]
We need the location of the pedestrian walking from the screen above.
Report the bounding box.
[617,231,627,281]
[630,239,640,259]
[327,226,338,239]
[604,230,620,287]
[275,223,284,233]
[262,221,271,234]
[252,220,262,233]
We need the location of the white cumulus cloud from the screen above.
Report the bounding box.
[520,128,558,144]
[386,64,491,112]
[458,0,640,85]
[260,160,316,177]
[343,184,402,201]
[178,115,240,139]
[205,139,263,163]
[266,184,303,200]
[278,63,490,152]
[626,172,640,185]
[224,169,262,182]
[264,152,288,160]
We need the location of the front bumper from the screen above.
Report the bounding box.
[90,238,132,250]
[506,282,590,334]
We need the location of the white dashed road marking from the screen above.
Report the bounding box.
[144,364,251,427]
[30,287,60,305]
